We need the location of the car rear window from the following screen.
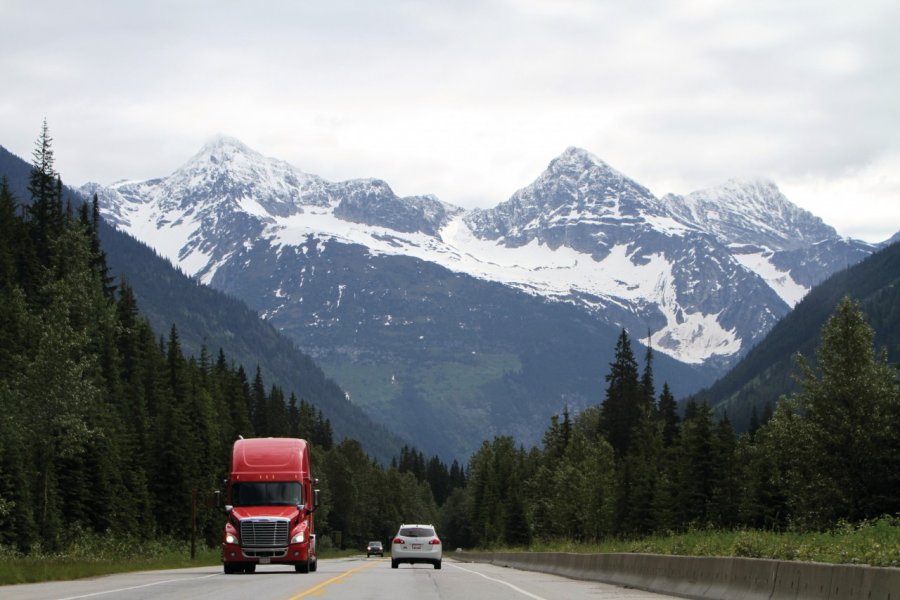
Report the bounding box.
[400,527,435,537]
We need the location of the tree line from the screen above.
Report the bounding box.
[440,299,899,548]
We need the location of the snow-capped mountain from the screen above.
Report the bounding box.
[82,136,875,458]
[85,137,872,367]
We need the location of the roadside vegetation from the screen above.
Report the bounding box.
[0,533,219,585]
[0,531,366,585]
[493,517,899,568]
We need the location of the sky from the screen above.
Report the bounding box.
[2,0,898,243]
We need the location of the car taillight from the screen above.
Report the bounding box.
[393,537,404,544]
[429,539,441,545]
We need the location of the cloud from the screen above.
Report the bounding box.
[1,0,897,242]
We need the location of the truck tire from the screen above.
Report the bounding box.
[223,563,237,574]
[310,558,318,572]
[295,559,310,573]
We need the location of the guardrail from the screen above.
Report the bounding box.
[454,551,900,600]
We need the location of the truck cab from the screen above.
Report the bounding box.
[222,438,319,574]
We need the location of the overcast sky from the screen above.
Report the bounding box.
[2,0,898,242]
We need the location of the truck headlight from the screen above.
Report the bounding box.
[291,532,305,544]
[225,533,238,544]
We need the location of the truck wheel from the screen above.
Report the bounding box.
[310,558,318,572]
[223,563,237,574]
[244,564,256,574]
[295,559,310,573]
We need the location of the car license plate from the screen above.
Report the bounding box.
[412,544,422,549]
[259,557,271,564]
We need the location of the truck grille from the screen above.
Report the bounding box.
[240,518,289,548]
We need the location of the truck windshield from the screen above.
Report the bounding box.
[231,482,302,506]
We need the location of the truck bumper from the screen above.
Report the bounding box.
[222,541,311,565]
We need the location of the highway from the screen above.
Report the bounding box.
[0,556,682,600]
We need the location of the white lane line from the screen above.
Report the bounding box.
[449,563,550,600]
[56,573,218,599]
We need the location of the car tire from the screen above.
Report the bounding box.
[434,560,441,570]
[391,560,398,569]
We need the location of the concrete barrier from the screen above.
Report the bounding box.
[454,551,900,600]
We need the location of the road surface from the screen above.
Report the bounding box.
[0,556,682,600]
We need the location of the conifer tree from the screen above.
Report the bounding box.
[27,119,64,267]
[0,177,17,288]
[765,296,900,526]
[672,400,716,528]
[599,329,641,456]
[250,366,268,435]
[657,383,680,447]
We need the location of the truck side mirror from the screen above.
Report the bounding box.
[313,489,320,509]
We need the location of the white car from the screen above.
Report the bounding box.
[391,524,442,569]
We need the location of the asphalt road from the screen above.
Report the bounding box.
[0,556,682,600]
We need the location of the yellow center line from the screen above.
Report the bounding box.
[287,561,379,599]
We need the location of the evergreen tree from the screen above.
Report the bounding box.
[599,329,641,456]
[26,119,65,268]
[765,296,900,526]
[250,366,268,435]
[78,194,115,300]
[657,383,680,447]
[672,400,716,528]
[0,177,17,288]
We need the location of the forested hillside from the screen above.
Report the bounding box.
[443,305,899,548]
[0,126,337,551]
[696,240,900,430]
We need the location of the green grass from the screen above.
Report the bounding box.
[0,539,221,586]
[493,517,900,568]
[0,534,359,586]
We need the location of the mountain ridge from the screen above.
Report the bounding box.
[85,138,874,368]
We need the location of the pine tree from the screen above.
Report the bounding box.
[0,177,18,288]
[78,194,115,300]
[250,366,268,435]
[27,120,65,267]
[767,296,900,526]
[657,383,680,447]
[672,400,716,528]
[599,329,641,456]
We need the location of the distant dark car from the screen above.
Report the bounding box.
[367,541,383,557]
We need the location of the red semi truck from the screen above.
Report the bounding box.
[221,437,320,574]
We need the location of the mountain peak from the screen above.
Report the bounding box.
[668,177,837,250]
[191,135,258,163]
[550,146,606,170]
